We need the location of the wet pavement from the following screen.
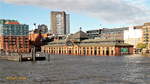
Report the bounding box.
[0,54,150,84]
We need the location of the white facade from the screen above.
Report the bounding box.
[124,26,143,48]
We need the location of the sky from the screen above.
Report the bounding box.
[1,0,150,33]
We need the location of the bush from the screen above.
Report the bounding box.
[136,43,147,49]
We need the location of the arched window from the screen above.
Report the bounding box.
[106,47,109,56]
[111,50,114,55]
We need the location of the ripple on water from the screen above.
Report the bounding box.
[0,55,150,84]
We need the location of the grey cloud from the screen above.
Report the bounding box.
[2,0,150,25]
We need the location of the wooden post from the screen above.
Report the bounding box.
[32,46,36,61]
[19,53,22,62]
[48,53,50,61]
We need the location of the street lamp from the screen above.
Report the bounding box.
[33,23,36,29]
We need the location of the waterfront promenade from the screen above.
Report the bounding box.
[0,54,150,84]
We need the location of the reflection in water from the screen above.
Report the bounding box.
[0,54,150,84]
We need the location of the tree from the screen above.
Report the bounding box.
[136,43,147,49]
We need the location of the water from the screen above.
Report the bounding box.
[0,54,150,84]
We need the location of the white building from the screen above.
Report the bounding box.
[124,26,143,48]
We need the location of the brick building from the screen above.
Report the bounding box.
[29,33,49,44]
[29,32,50,51]
[42,30,133,56]
[0,19,29,53]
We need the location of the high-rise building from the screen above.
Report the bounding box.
[51,11,70,35]
[0,19,30,53]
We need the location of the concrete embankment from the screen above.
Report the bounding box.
[141,53,150,57]
[0,56,19,61]
[0,55,46,62]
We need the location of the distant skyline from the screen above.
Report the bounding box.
[1,0,150,33]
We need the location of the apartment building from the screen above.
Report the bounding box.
[0,19,29,53]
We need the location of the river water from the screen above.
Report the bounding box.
[0,54,150,84]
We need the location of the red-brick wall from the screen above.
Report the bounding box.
[0,36,30,53]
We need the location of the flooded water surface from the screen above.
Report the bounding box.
[0,55,150,84]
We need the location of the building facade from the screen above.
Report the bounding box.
[51,11,70,35]
[42,30,133,56]
[124,26,143,48]
[86,29,103,39]
[86,27,128,40]
[100,27,128,40]
[29,32,50,51]
[0,19,30,53]
[32,24,48,34]
[37,24,48,34]
[142,22,150,49]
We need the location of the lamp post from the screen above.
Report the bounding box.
[33,23,36,29]
[80,27,82,31]
[32,23,37,61]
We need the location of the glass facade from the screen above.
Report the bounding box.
[0,24,29,36]
[0,19,29,36]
